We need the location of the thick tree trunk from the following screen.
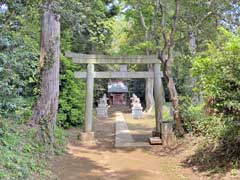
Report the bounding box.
[31,0,60,156]
[164,65,185,135]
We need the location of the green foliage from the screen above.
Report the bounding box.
[0,36,39,122]
[162,103,174,122]
[111,1,156,55]
[0,1,40,120]
[0,47,38,118]
[181,96,240,171]
[173,55,194,96]
[181,93,240,172]
[179,28,240,174]
[57,0,118,128]
[192,28,240,121]
[57,0,117,54]
[57,56,85,128]
[180,96,225,140]
[0,2,67,179]
[0,119,54,180]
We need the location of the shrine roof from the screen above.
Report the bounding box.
[108,81,128,93]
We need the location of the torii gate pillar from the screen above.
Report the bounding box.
[85,63,94,132]
[153,63,164,136]
[81,63,95,145]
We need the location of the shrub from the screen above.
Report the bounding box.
[0,37,39,120]
[57,56,85,128]
[182,29,240,169]
[191,28,240,121]
[180,96,225,141]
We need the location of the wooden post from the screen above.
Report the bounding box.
[153,63,164,136]
[85,63,94,132]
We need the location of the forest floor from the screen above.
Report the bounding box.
[52,106,238,180]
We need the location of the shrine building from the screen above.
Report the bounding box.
[108,80,128,105]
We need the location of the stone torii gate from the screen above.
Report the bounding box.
[66,52,164,144]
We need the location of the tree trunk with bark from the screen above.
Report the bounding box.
[155,0,185,135]
[138,9,155,113]
[31,0,60,156]
[163,64,184,135]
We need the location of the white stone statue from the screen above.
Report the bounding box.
[96,94,109,118]
[99,94,108,107]
[130,94,144,119]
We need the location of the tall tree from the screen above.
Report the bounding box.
[31,0,60,156]
[137,3,155,113]
[153,0,185,135]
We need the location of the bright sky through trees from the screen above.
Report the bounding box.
[0,4,8,13]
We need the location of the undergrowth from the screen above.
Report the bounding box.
[180,96,240,175]
[0,118,66,180]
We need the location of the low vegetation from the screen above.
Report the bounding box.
[0,118,66,180]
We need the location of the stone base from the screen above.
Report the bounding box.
[96,107,108,119]
[80,132,96,146]
[152,130,161,137]
[132,112,144,119]
[132,107,144,119]
[149,137,162,145]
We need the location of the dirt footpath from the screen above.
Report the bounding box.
[52,109,201,180]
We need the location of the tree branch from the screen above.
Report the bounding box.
[158,1,168,63]
[139,10,147,31]
[167,0,180,62]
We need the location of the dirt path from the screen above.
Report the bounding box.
[53,107,201,180]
